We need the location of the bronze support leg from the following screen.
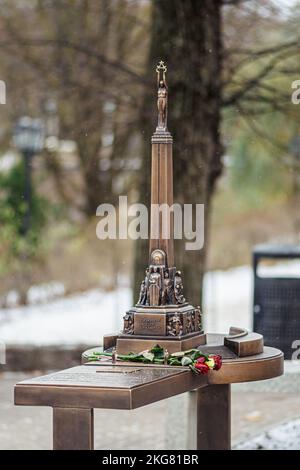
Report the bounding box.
[197,384,231,450]
[188,385,231,450]
[53,407,94,450]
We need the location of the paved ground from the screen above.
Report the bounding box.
[1,362,300,450]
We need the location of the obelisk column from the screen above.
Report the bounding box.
[149,61,174,268]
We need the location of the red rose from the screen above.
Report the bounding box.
[194,362,210,374]
[211,355,222,370]
[196,356,206,364]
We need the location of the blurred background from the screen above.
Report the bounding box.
[1,0,300,450]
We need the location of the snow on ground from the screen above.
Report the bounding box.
[0,288,131,345]
[203,265,253,333]
[235,419,300,450]
[1,260,300,346]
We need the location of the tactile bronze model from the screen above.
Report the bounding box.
[117,62,206,354]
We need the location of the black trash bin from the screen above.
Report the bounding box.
[253,244,300,359]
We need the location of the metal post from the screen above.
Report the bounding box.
[22,149,33,235]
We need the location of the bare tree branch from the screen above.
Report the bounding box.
[236,102,288,152]
[0,37,148,85]
[223,46,300,106]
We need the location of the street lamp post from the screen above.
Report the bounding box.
[12,117,44,235]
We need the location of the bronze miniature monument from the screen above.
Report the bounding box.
[117,62,205,354]
[101,61,276,362]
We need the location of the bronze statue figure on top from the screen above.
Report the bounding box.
[156,61,168,131]
[116,61,206,354]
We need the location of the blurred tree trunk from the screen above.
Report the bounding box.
[134,0,223,307]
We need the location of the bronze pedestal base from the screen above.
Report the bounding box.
[116,332,206,354]
[120,302,203,354]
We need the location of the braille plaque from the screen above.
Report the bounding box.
[134,313,166,336]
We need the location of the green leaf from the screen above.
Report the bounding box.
[190,351,201,361]
[183,349,199,355]
[124,354,143,362]
[142,351,155,362]
[169,357,182,366]
[150,344,164,355]
[181,356,193,366]
[170,351,185,358]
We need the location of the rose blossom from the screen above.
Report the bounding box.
[211,355,222,370]
[194,362,210,374]
[196,356,206,364]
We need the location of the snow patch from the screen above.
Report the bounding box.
[235,419,300,450]
[0,288,131,346]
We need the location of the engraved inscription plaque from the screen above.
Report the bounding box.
[134,313,166,336]
[19,365,185,389]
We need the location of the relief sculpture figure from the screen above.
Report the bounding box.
[149,266,161,306]
[137,280,147,305]
[123,313,134,334]
[174,270,185,304]
[167,313,183,337]
[162,271,174,305]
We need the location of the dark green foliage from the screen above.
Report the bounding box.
[0,160,47,265]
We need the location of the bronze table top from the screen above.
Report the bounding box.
[15,346,283,410]
[14,342,283,450]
